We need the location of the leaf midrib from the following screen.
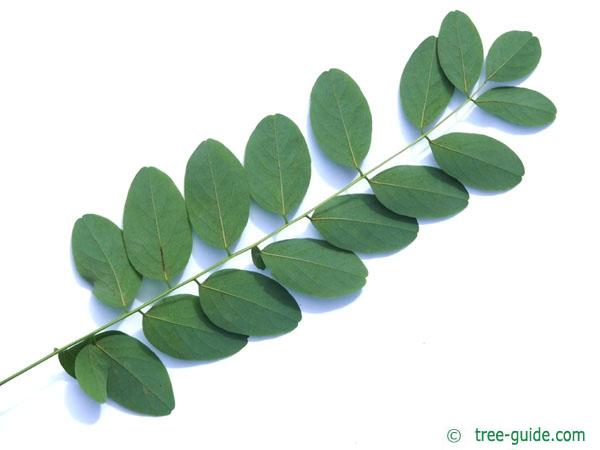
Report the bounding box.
[83,220,126,307]
[476,98,552,115]
[330,76,359,168]
[487,35,533,80]
[95,342,171,410]
[201,284,297,322]
[370,179,466,200]
[432,140,521,176]
[206,150,229,249]
[312,215,415,231]
[146,171,168,281]
[419,39,436,130]
[262,250,364,277]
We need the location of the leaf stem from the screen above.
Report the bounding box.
[0,86,484,388]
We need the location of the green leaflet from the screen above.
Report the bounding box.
[59,330,125,378]
[475,87,556,126]
[244,114,311,218]
[143,294,247,360]
[400,36,454,130]
[260,238,368,297]
[199,269,301,336]
[72,214,141,309]
[185,139,250,250]
[311,194,418,253]
[123,167,192,281]
[430,133,525,191]
[75,345,109,402]
[369,165,469,219]
[438,10,483,95]
[74,333,175,416]
[310,68,372,169]
[486,31,541,82]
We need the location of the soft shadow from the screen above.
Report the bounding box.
[191,235,226,268]
[295,290,361,314]
[417,210,466,226]
[249,203,286,234]
[88,294,122,325]
[305,112,357,189]
[63,373,101,424]
[466,185,517,198]
[138,278,170,301]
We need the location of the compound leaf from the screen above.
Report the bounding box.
[72,214,141,309]
[310,68,372,169]
[400,36,454,130]
[260,238,368,297]
[370,165,469,219]
[74,333,175,416]
[430,132,524,191]
[486,31,541,82]
[438,10,483,94]
[143,294,247,360]
[244,114,311,218]
[312,194,418,253]
[185,139,250,250]
[123,167,192,282]
[199,269,301,336]
[475,87,556,126]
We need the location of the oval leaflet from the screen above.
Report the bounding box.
[72,214,141,309]
[185,139,250,250]
[310,68,372,169]
[123,167,192,281]
[486,30,541,82]
[312,194,418,253]
[430,132,525,191]
[143,294,248,360]
[475,87,556,127]
[260,238,368,297]
[400,36,454,130]
[244,114,311,218]
[437,10,484,94]
[199,269,301,336]
[369,165,469,219]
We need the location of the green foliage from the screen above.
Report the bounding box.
[72,214,141,309]
[74,333,175,416]
[370,166,469,219]
[310,69,372,169]
[312,194,418,253]
[244,114,311,218]
[400,36,454,130]
[1,10,557,418]
[75,345,109,402]
[199,269,301,336]
[143,294,248,360]
[59,330,125,378]
[475,87,556,126]
[438,10,483,94]
[486,31,541,82]
[259,238,368,297]
[430,133,525,191]
[123,167,192,281]
[185,139,250,250]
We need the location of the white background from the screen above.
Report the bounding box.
[0,1,598,449]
